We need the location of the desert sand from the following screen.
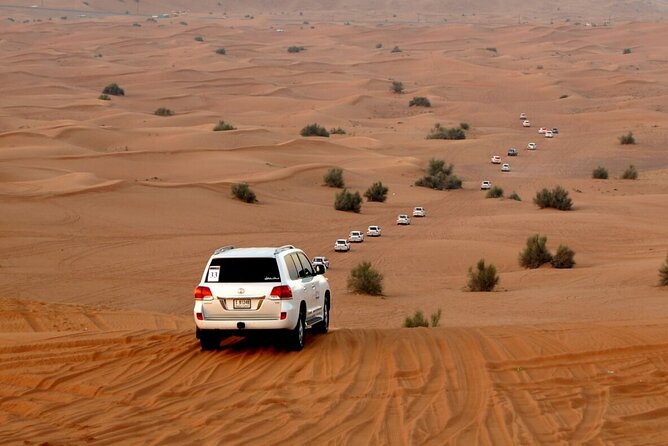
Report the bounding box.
[1,0,668,444]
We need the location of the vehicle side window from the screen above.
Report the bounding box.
[285,254,300,281]
[295,252,314,278]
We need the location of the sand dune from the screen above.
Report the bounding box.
[1,1,668,444]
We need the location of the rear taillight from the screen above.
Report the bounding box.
[270,285,292,299]
[194,286,212,300]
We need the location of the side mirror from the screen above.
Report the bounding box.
[314,264,326,275]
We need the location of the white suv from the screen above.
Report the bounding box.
[193,245,331,351]
[413,207,426,217]
[348,230,364,243]
[367,225,381,237]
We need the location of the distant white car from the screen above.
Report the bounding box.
[397,214,411,225]
[538,127,548,134]
[507,148,518,156]
[334,239,350,252]
[367,225,382,237]
[544,131,554,138]
[501,163,511,172]
[481,180,492,190]
[348,230,364,243]
[522,120,531,127]
[491,155,502,164]
[312,256,330,269]
[520,112,527,120]
[527,142,537,150]
[412,207,426,217]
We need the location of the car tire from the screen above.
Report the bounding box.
[199,332,219,351]
[313,299,329,334]
[288,310,305,351]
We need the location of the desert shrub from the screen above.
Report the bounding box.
[508,191,521,201]
[391,80,404,94]
[430,309,442,327]
[154,107,173,116]
[560,94,569,99]
[300,123,329,137]
[364,181,388,202]
[592,166,609,179]
[551,245,576,269]
[486,186,503,198]
[536,65,544,69]
[467,259,499,292]
[486,47,497,53]
[391,46,402,53]
[347,261,383,295]
[622,165,638,179]
[659,255,668,286]
[180,21,188,26]
[231,182,257,203]
[403,311,429,328]
[533,186,572,210]
[288,45,305,53]
[460,122,470,130]
[324,168,344,188]
[98,94,110,101]
[102,83,124,96]
[415,159,462,190]
[426,123,466,140]
[334,189,362,212]
[329,127,346,135]
[194,36,204,42]
[213,120,236,131]
[409,96,431,107]
[619,131,635,145]
[132,23,141,27]
[519,234,553,269]
[623,48,632,54]
[215,48,226,55]
[375,43,383,49]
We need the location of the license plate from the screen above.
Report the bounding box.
[233,299,251,309]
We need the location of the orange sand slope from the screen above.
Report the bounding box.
[2,315,668,445]
[1,1,668,444]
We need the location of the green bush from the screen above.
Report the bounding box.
[403,311,428,328]
[334,189,362,212]
[347,261,383,295]
[102,83,124,96]
[213,120,236,131]
[231,182,257,203]
[467,259,499,292]
[460,122,470,130]
[364,181,389,202]
[659,254,668,286]
[622,165,638,179]
[560,94,569,99]
[623,48,632,54]
[486,47,497,53]
[329,127,346,135]
[508,191,521,201]
[592,166,608,179]
[486,186,503,198]
[619,131,635,144]
[194,36,204,42]
[390,80,404,94]
[519,234,553,269]
[533,186,572,210]
[154,107,173,116]
[323,167,344,188]
[375,43,383,49]
[415,159,462,190]
[391,46,401,53]
[430,309,442,327]
[215,48,226,55]
[98,94,110,101]
[409,96,431,107]
[300,123,329,137]
[288,45,305,53]
[426,123,466,140]
[551,245,576,269]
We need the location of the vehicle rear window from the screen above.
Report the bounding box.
[206,258,281,283]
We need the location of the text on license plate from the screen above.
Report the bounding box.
[233,299,251,309]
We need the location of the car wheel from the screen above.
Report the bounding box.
[199,332,219,351]
[313,299,329,334]
[288,310,305,351]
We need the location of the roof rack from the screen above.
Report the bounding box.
[213,245,235,255]
[274,245,295,255]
